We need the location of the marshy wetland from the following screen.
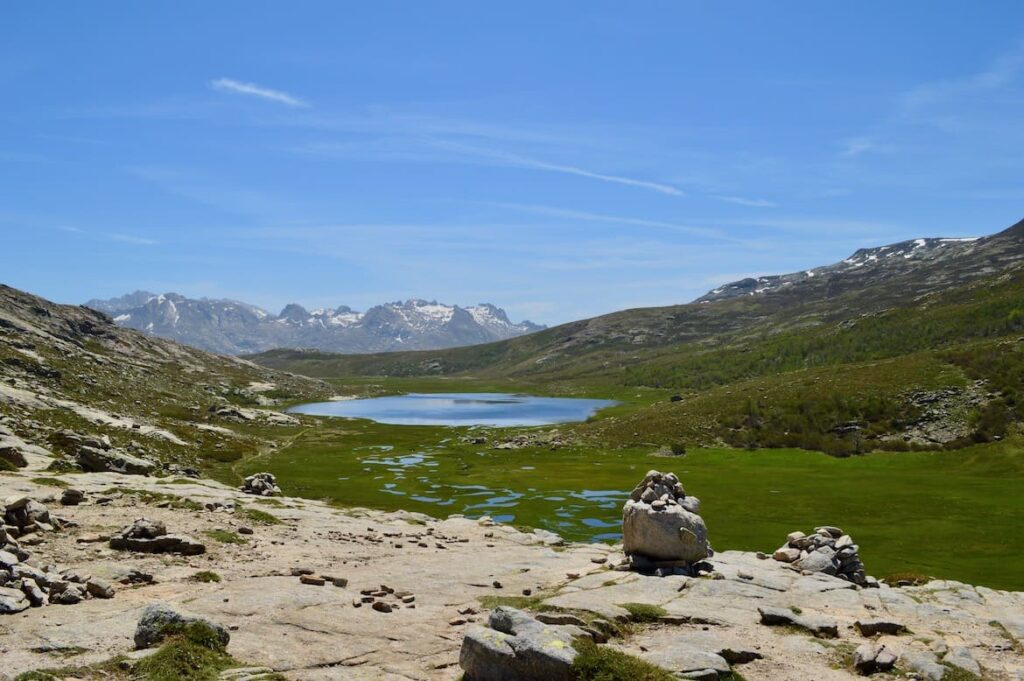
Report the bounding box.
[232,378,1024,591]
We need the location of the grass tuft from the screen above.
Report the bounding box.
[30,477,69,488]
[203,529,248,545]
[133,622,234,681]
[237,507,283,525]
[618,603,668,623]
[882,572,931,587]
[190,570,222,583]
[570,638,674,680]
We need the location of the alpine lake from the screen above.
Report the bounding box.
[230,378,1024,591]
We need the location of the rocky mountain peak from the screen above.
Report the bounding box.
[83,292,544,355]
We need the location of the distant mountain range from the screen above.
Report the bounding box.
[252,218,1024,380]
[84,293,544,355]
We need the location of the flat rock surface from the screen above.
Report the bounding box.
[0,471,1022,680]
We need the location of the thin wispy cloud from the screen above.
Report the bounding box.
[511,155,684,197]
[429,141,684,196]
[57,226,158,245]
[489,203,731,241]
[900,40,1024,117]
[209,78,308,108]
[711,195,777,208]
[839,136,886,158]
[107,232,159,245]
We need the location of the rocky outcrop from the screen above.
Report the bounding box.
[622,470,710,568]
[211,406,299,427]
[109,518,205,555]
[134,602,230,649]
[0,435,32,468]
[1,497,112,613]
[75,442,156,476]
[853,642,898,674]
[240,472,281,497]
[757,605,839,638]
[459,606,588,681]
[771,526,876,587]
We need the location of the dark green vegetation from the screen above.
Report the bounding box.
[11,623,285,681]
[190,570,222,583]
[203,529,248,545]
[617,603,668,623]
[29,476,68,488]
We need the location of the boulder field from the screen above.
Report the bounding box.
[0,464,1021,680]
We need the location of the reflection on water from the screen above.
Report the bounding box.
[351,448,627,541]
[288,392,616,426]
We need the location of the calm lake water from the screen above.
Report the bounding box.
[287,392,617,426]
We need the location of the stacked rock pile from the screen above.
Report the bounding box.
[4,495,64,536]
[771,526,877,587]
[1,497,114,614]
[240,472,281,496]
[622,470,711,573]
[109,517,206,555]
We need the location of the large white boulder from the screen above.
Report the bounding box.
[622,470,710,563]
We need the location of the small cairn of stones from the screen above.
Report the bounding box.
[1,496,114,614]
[622,470,712,575]
[240,472,281,497]
[109,517,206,555]
[772,526,878,587]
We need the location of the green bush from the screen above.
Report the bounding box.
[190,570,222,583]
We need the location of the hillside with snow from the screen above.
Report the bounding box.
[84,293,543,355]
[697,235,984,303]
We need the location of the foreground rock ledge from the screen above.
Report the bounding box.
[0,473,1020,679]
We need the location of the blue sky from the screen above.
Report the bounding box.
[2,2,1023,325]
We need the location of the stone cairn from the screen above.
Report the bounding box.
[240,472,282,497]
[622,470,712,575]
[1,495,115,614]
[771,526,878,587]
[109,517,206,556]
